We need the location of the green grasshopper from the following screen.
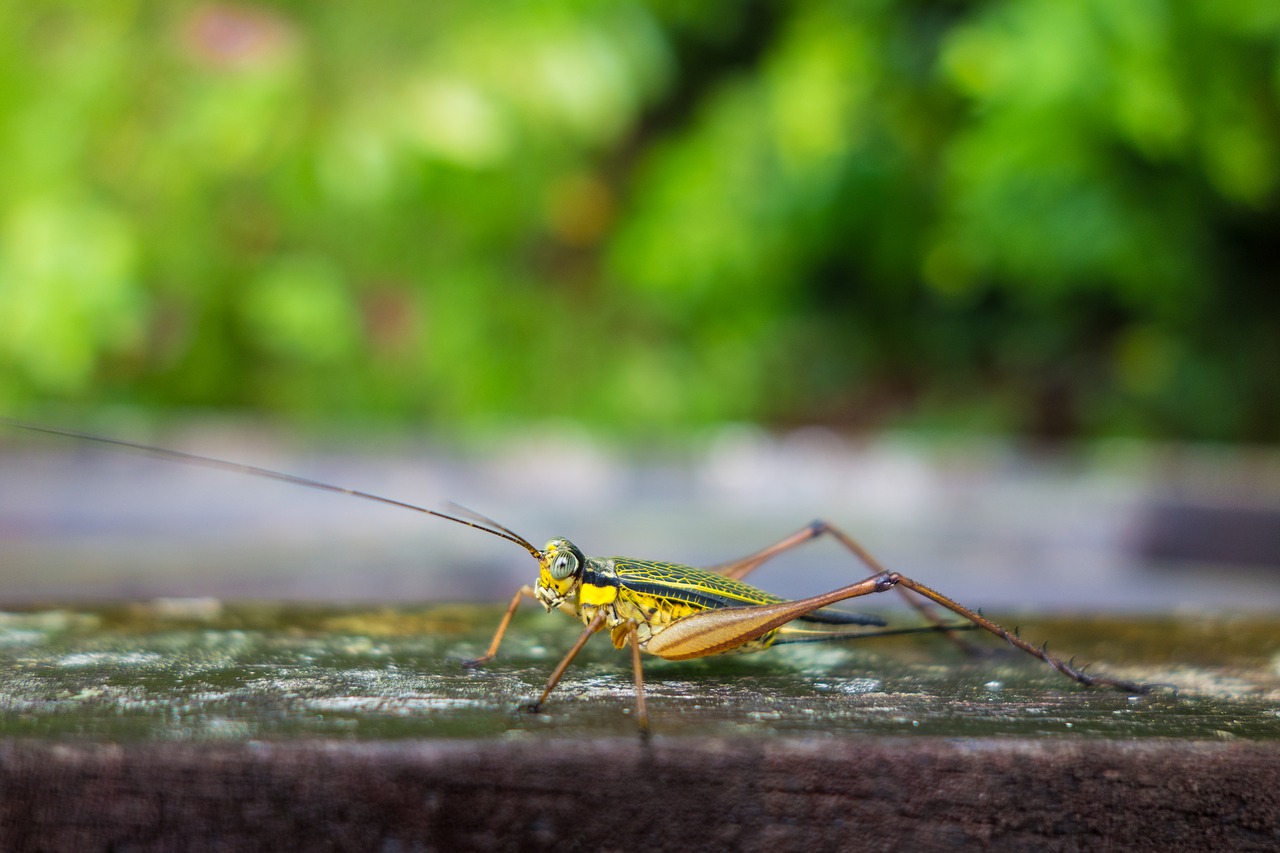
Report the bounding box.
[4,420,1149,733]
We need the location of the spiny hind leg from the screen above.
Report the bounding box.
[708,520,976,652]
[885,573,1148,692]
[648,571,1148,693]
[704,523,823,579]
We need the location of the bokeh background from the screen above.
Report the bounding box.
[4,0,1280,440]
[2,2,1279,609]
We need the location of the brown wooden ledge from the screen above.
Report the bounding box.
[2,738,1279,852]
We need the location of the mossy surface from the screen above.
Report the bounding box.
[1,603,1277,741]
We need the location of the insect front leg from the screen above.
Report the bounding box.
[463,585,580,668]
[708,520,978,653]
[462,585,538,667]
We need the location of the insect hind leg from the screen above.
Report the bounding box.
[709,520,979,654]
[886,572,1150,693]
[647,571,1150,694]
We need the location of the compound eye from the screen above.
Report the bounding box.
[550,552,577,580]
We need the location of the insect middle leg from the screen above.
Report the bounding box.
[708,520,978,652]
[628,620,649,737]
[524,609,608,712]
[520,613,649,735]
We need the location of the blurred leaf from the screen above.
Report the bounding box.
[1,0,1278,441]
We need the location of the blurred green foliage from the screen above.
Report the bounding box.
[2,1,1278,440]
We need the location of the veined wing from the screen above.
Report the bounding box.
[612,558,885,626]
[613,558,783,610]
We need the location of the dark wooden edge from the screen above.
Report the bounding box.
[2,738,1278,851]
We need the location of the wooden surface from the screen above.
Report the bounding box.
[1,603,1278,850]
[3,738,1279,852]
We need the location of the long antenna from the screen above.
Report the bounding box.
[1,418,544,560]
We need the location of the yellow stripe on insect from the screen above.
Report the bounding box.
[578,582,617,607]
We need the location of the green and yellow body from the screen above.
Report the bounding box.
[535,538,884,661]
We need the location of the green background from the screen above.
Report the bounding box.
[3,1,1278,441]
